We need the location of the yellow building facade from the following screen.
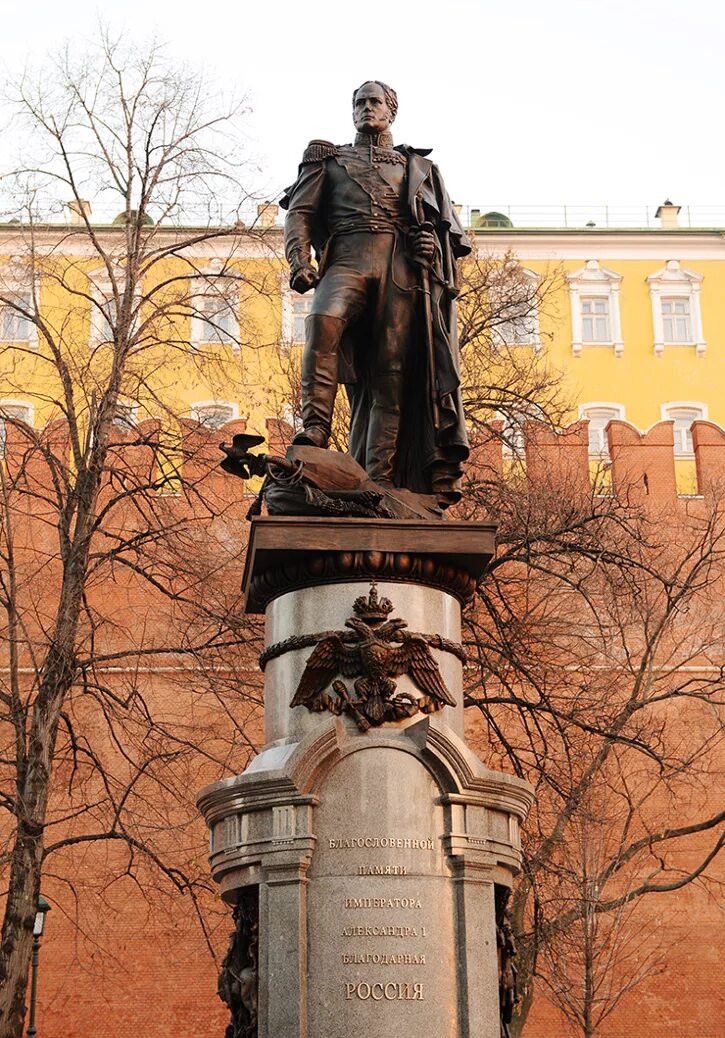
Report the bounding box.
[1,203,723,496]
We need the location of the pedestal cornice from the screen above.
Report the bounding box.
[242,516,497,613]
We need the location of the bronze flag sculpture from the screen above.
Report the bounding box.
[280,80,471,507]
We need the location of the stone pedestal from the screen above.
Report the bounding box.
[198,518,534,1038]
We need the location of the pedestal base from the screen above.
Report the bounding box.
[198,716,532,1038]
[198,516,532,1037]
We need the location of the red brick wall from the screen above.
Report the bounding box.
[2,417,723,1038]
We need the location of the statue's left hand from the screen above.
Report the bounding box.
[412,228,436,262]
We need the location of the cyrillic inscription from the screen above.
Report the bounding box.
[341,925,419,938]
[345,981,424,1001]
[344,897,422,909]
[329,836,434,850]
[357,864,407,875]
[342,953,425,965]
[330,831,435,1006]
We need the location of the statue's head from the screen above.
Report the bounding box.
[352,80,398,135]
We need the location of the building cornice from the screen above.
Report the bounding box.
[1,223,725,261]
[471,229,725,261]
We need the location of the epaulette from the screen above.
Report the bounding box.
[301,139,338,164]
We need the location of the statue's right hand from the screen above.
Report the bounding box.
[291,266,319,293]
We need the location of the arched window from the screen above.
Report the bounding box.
[0,400,34,453]
[0,400,33,424]
[113,401,139,430]
[498,404,546,459]
[661,402,707,456]
[190,401,238,430]
[579,403,625,457]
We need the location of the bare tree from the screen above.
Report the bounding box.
[457,247,570,451]
[461,446,725,1034]
[537,814,668,1037]
[0,33,269,1037]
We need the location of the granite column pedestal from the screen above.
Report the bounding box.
[198,518,534,1037]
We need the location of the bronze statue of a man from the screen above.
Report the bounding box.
[281,80,470,506]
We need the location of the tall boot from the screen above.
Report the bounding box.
[365,374,403,485]
[293,314,344,448]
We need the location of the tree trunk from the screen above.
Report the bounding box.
[509,879,536,1038]
[0,523,96,1034]
[510,934,536,1038]
[583,899,594,1038]
[0,806,47,1036]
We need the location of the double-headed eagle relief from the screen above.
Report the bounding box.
[287,584,456,730]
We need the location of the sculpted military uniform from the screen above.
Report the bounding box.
[281,84,471,505]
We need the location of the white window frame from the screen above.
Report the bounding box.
[0,399,34,453]
[281,282,314,348]
[660,297,692,344]
[190,265,240,350]
[0,399,34,425]
[280,403,303,434]
[190,400,239,430]
[661,401,708,457]
[491,266,542,351]
[112,400,139,430]
[578,402,625,457]
[88,269,139,350]
[497,404,546,459]
[647,261,705,357]
[568,260,624,358]
[580,296,611,344]
[0,281,38,350]
[89,278,116,348]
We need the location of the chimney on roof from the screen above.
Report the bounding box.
[257,202,279,229]
[655,198,681,229]
[67,199,92,225]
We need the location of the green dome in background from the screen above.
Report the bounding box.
[476,211,514,229]
[113,210,154,226]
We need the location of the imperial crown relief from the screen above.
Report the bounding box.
[198,80,534,1038]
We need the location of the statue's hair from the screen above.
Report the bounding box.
[351,81,398,122]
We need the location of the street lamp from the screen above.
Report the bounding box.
[26,895,50,1038]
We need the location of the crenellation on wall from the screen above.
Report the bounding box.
[691,420,725,499]
[265,417,294,457]
[467,419,504,483]
[523,418,590,494]
[4,413,724,510]
[180,416,247,485]
[607,419,678,505]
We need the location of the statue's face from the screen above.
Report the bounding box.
[353,82,393,135]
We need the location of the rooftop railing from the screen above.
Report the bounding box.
[2,201,725,232]
[458,204,725,231]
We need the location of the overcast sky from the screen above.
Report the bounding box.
[2,0,724,218]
